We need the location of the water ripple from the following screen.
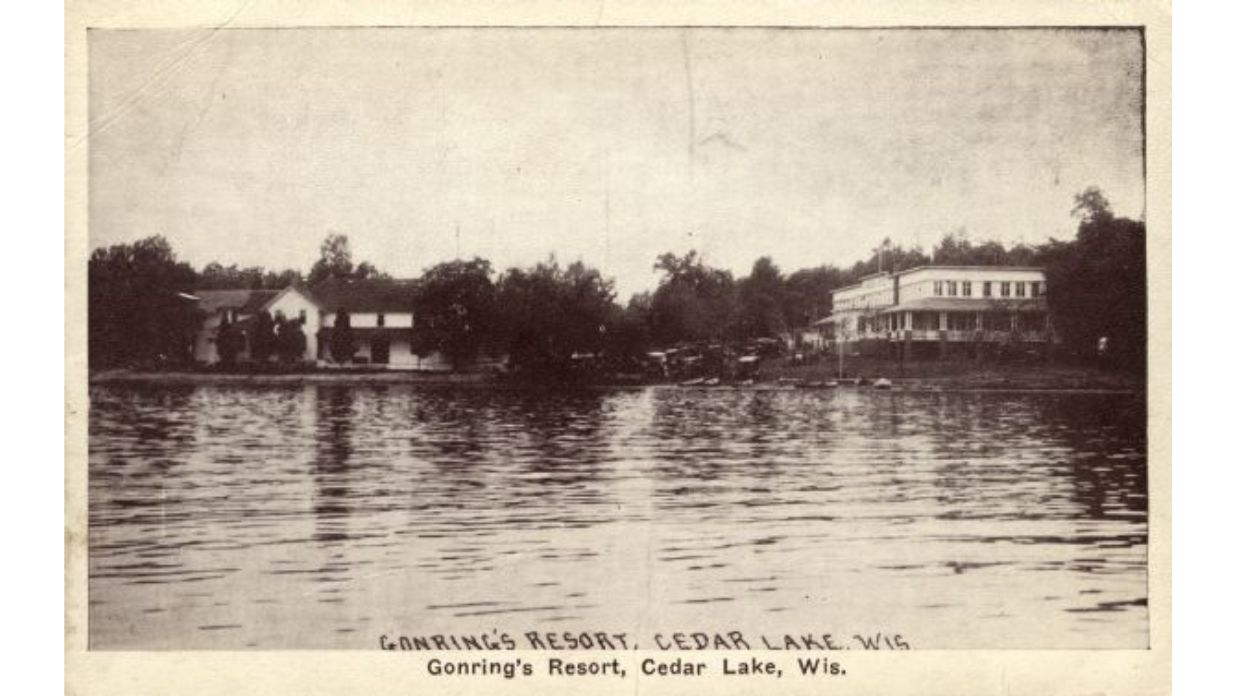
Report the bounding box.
[89,384,1147,649]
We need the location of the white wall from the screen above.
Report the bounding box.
[348,334,451,370]
[898,268,1045,299]
[834,275,896,311]
[193,313,223,363]
[388,339,450,370]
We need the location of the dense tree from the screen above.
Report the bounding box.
[276,318,308,363]
[605,293,654,368]
[783,265,845,328]
[926,233,1036,268]
[932,230,976,265]
[410,258,498,368]
[268,268,305,288]
[969,240,1011,266]
[733,256,789,339]
[353,261,390,281]
[1005,243,1038,267]
[648,251,736,345]
[1040,187,1146,370]
[308,234,355,285]
[88,236,201,367]
[215,314,244,365]
[197,263,303,290]
[198,262,261,289]
[250,311,276,364]
[1072,187,1113,223]
[844,242,931,280]
[329,311,356,363]
[87,187,1144,377]
[496,257,620,373]
[306,234,390,285]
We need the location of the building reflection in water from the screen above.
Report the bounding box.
[88,383,1148,649]
[312,386,357,544]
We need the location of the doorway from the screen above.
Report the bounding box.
[370,337,390,364]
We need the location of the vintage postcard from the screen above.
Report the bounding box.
[66,1,1171,693]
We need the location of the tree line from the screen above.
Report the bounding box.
[87,187,1146,373]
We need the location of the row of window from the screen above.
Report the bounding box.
[224,310,413,329]
[222,308,310,323]
[858,311,1048,333]
[929,280,1043,299]
[320,311,390,327]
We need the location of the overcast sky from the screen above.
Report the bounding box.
[89,28,1143,298]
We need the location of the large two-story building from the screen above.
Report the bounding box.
[816,266,1054,358]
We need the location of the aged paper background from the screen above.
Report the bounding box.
[65,0,1171,693]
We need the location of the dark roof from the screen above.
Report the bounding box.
[192,289,280,314]
[896,265,1046,276]
[307,278,417,313]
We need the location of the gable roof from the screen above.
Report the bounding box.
[306,278,417,313]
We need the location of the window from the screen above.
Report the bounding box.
[933,281,943,296]
[983,281,992,297]
[1015,282,1026,298]
[1021,312,1046,331]
[1000,282,1010,297]
[1030,281,1041,298]
[962,281,972,297]
[947,281,958,297]
[377,313,385,327]
[947,312,976,331]
[912,312,938,331]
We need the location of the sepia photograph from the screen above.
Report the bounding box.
[81,22,1151,658]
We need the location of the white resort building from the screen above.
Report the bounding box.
[815,266,1055,358]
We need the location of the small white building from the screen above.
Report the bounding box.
[309,278,450,370]
[816,265,1053,357]
[189,279,453,370]
[191,286,321,363]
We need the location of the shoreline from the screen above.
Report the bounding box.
[87,369,1144,395]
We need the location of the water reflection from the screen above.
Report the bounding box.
[312,386,356,544]
[89,385,1148,649]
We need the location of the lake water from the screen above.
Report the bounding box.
[88,384,1147,649]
